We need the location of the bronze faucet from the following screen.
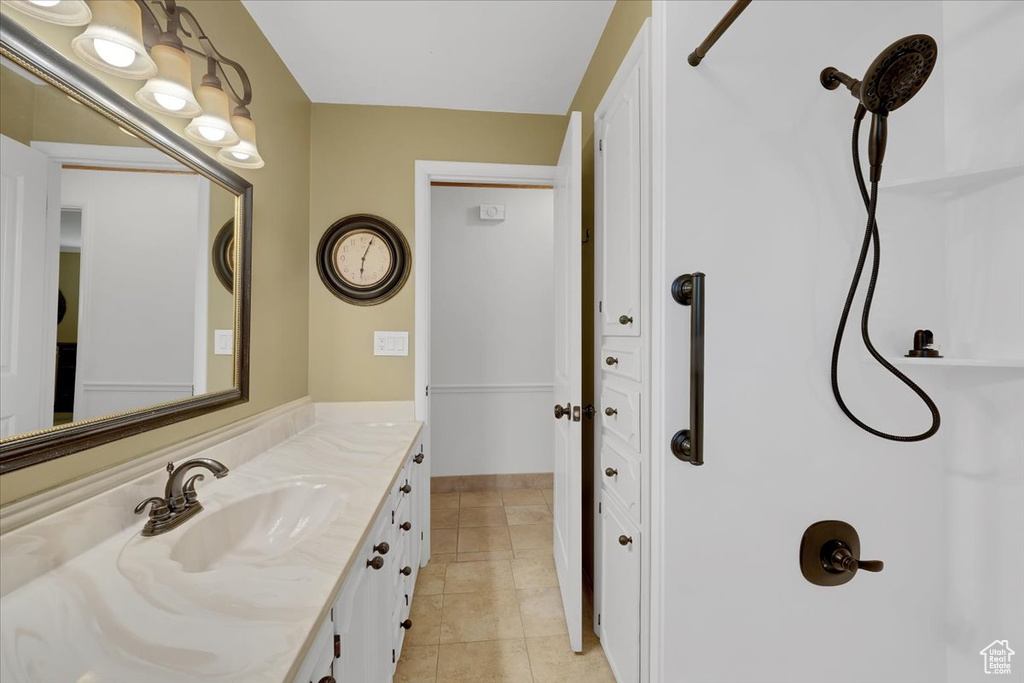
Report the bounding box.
[134,459,229,536]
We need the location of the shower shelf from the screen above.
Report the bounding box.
[879,356,1024,369]
[880,163,1024,195]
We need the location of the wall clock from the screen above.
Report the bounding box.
[212,219,235,293]
[317,214,411,306]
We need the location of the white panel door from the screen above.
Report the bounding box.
[0,135,51,437]
[599,65,641,338]
[553,111,583,653]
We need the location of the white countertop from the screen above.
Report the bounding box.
[0,419,423,682]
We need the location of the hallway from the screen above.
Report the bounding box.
[394,488,613,683]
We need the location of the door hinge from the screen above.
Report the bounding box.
[392,649,396,664]
[598,613,601,626]
[405,593,409,606]
[392,510,395,523]
[421,531,424,541]
[334,634,341,659]
[599,301,603,313]
[426,385,429,396]
[599,139,603,153]
[599,502,602,514]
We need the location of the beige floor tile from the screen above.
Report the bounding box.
[540,489,555,507]
[526,632,615,683]
[513,547,554,560]
[457,550,513,562]
[406,594,444,647]
[460,491,503,508]
[517,587,568,637]
[505,505,553,526]
[434,528,459,554]
[394,644,439,683]
[511,558,559,590]
[459,506,508,528]
[501,489,546,507]
[458,526,512,553]
[440,590,524,643]
[416,562,447,596]
[432,508,460,529]
[509,523,553,551]
[432,492,461,509]
[436,640,532,683]
[431,553,458,565]
[443,560,514,594]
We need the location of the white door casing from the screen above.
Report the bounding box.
[552,111,583,653]
[0,135,55,438]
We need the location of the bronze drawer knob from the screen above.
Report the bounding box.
[605,356,619,366]
[605,407,618,417]
[367,556,384,570]
[618,535,633,546]
[400,565,412,576]
[400,521,412,531]
[605,467,618,477]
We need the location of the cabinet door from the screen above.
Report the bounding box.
[598,63,642,338]
[600,497,640,683]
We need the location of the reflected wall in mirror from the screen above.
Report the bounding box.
[0,18,251,473]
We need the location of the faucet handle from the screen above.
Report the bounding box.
[183,474,205,506]
[135,497,171,521]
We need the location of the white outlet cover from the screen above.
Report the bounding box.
[374,331,409,356]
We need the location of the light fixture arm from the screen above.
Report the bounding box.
[136,0,252,107]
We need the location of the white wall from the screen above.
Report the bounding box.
[430,185,554,476]
[655,1,1022,681]
[61,169,204,420]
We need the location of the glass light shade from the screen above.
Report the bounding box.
[1,0,91,26]
[69,1,155,78]
[135,44,201,118]
[217,115,264,169]
[184,82,239,147]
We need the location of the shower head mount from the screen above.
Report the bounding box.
[820,34,937,182]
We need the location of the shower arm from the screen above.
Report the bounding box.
[687,0,753,67]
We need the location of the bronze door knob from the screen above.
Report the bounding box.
[553,403,570,420]
[400,565,412,576]
[605,407,618,417]
[606,356,619,365]
[619,315,633,325]
[366,556,384,570]
[618,535,633,546]
[400,521,412,531]
[605,467,618,477]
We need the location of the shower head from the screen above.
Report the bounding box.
[820,34,938,181]
[820,34,937,114]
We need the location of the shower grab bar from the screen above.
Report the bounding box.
[671,273,705,466]
[687,0,752,67]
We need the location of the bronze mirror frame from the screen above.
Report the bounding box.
[0,18,252,475]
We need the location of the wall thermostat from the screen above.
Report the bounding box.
[480,204,506,221]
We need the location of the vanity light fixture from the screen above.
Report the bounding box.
[1,0,91,27]
[69,0,156,78]
[134,36,201,117]
[217,106,264,169]
[184,70,239,146]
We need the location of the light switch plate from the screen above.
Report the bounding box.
[214,329,233,355]
[374,331,409,356]
[480,204,505,220]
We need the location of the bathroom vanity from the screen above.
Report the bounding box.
[0,400,428,682]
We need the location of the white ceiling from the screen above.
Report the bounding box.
[241,0,615,115]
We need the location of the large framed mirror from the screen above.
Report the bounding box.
[0,18,252,474]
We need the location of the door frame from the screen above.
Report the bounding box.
[30,142,211,401]
[412,160,556,565]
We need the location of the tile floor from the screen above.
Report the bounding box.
[394,488,615,683]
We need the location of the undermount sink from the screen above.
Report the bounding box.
[169,479,350,573]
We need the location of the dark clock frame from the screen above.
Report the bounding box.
[316,214,411,306]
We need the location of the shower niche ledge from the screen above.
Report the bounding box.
[880,163,1024,195]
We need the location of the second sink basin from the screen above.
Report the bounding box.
[169,478,350,572]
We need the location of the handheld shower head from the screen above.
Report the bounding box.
[821,34,937,182]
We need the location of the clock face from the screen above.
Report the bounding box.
[332,229,394,288]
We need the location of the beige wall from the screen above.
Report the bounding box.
[566,0,651,583]
[0,1,311,505]
[307,104,567,401]
[56,252,80,344]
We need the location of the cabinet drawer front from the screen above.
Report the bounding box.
[601,382,641,451]
[600,440,641,523]
[600,498,641,683]
[601,338,642,383]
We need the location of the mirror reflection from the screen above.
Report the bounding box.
[0,56,237,441]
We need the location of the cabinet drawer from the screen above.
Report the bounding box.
[601,339,642,383]
[600,440,641,523]
[600,382,641,452]
[600,498,640,683]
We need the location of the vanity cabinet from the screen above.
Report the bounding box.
[293,440,428,683]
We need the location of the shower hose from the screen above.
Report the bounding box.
[829,109,941,442]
